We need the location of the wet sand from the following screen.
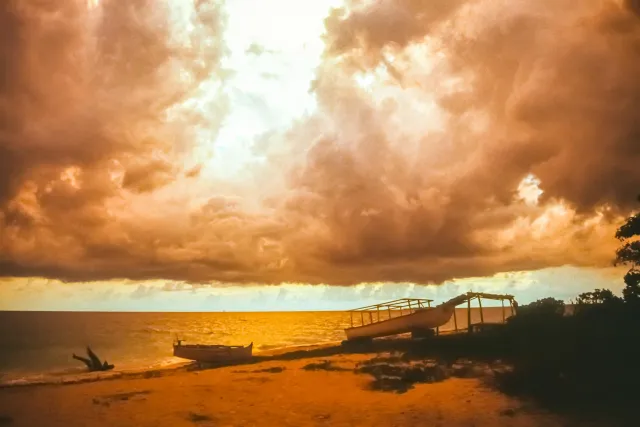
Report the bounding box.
[0,352,593,427]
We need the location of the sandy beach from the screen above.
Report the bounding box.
[0,352,590,427]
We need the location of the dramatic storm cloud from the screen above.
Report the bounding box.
[0,0,638,285]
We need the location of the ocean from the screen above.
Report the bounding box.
[0,307,511,386]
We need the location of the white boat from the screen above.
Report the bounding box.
[344,299,454,340]
[344,293,518,341]
[173,341,253,363]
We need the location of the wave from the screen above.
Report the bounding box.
[0,357,190,389]
[140,328,238,337]
[256,343,287,351]
[142,327,166,334]
[254,341,342,355]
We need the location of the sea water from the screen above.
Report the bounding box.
[0,307,510,385]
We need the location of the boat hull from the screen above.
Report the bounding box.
[344,305,455,340]
[173,343,253,363]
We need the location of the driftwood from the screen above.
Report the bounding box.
[72,346,115,371]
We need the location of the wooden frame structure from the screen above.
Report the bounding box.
[442,292,517,334]
[347,298,434,328]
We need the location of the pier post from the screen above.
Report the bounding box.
[361,312,364,326]
[501,299,505,323]
[453,308,458,332]
[467,297,472,333]
[369,311,373,324]
[478,296,484,324]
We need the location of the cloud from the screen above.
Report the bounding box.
[0,0,230,281]
[265,0,639,284]
[325,0,640,208]
[324,0,467,61]
[130,284,159,300]
[0,0,638,286]
[161,282,184,292]
[122,158,176,194]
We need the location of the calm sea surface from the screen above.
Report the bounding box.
[0,308,510,385]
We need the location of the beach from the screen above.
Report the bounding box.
[0,351,587,427]
[0,309,506,383]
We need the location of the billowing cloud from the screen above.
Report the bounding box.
[0,0,638,286]
[0,0,230,281]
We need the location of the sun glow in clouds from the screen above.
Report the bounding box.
[517,174,544,206]
[193,0,344,179]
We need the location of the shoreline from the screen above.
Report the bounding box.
[1,335,630,425]
[0,330,512,390]
[0,341,345,389]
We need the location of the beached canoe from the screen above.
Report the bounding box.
[173,341,253,363]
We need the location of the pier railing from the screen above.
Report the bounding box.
[345,292,518,333]
[347,298,434,328]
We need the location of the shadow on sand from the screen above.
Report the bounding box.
[184,302,640,426]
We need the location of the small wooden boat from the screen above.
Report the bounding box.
[173,340,253,363]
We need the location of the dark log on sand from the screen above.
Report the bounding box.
[72,347,115,372]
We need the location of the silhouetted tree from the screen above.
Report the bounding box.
[615,195,640,303]
[517,297,565,317]
[507,298,567,333]
[576,288,620,305]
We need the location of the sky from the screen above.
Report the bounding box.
[0,0,639,311]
